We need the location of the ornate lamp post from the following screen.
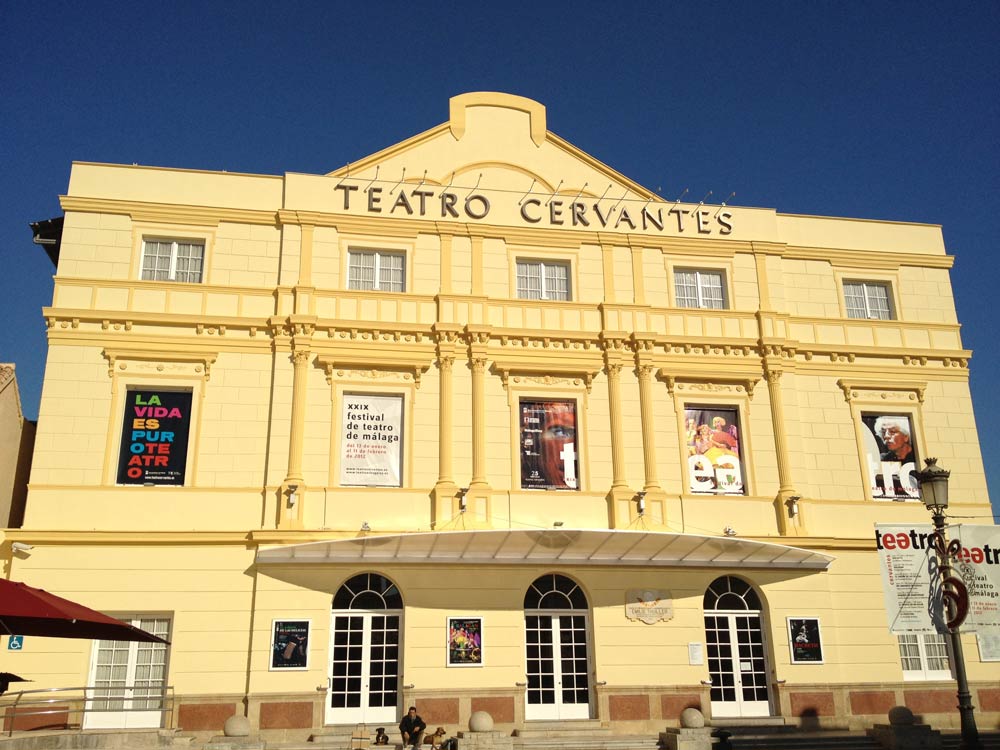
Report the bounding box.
[914,458,981,750]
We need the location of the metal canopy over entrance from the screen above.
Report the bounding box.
[255,529,834,570]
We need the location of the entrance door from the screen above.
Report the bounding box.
[85,616,170,729]
[524,574,591,721]
[326,573,402,726]
[704,577,771,718]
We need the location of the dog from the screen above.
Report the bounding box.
[424,727,447,749]
[373,727,389,745]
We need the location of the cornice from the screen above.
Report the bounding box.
[784,245,954,270]
[3,530,253,545]
[60,196,278,227]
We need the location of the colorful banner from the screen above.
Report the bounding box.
[520,399,579,490]
[117,389,192,485]
[684,407,744,494]
[340,393,403,487]
[862,414,920,501]
[447,616,483,667]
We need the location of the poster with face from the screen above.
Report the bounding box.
[270,620,310,670]
[520,399,579,490]
[861,414,920,501]
[684,406,744,494]
[117,389,193,485]
[787,617,824,664]
[340,393,403,487]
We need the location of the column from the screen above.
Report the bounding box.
[765,367,803,535]
[636,364,662,492]
[280,347,311,529]
[606,362,627,489]
[470,355,489,489]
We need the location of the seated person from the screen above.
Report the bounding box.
[399,706,426,749]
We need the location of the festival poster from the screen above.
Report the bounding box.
[519,399,579,490]
[787,617,824,664]
[861,414,920,501]
[875,524,941,634]
[340,393,403,487]
[684,407,744,494]
[950,525,1000,632]
[270,620,310,670]
[116,389,193,485]
[447,616,483,667]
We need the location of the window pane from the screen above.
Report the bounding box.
[865,283,891,320]
[923,634,949,671]
[517,261,542,299]
[377,252,405,292]
[174,243,204,283]
[349,252,376,290]
[543,262,569,301]
[675,271,698,308]
[142,241,172,281]
[844,282,867,318]
[699,271,725,309]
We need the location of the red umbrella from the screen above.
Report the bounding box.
[0,579,168,643]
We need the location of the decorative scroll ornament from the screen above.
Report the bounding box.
[625,589,674,624]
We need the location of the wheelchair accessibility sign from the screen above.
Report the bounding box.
[7,635,24,650]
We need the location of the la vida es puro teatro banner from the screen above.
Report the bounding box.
[117,389,193,485]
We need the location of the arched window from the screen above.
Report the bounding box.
[332,573,403,610]
[703,575,761,611]
[524,573,587,609]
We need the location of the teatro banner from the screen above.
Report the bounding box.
[951,525,1000,631]
[520,399,579,490]
[875,524,939,634]
[862,414,920,501]
[340,393,403,487]
[116,389,192,486]
[684,407,744,495]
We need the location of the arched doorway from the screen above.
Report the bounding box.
[703,575,771,718]
[523,573,592,720]
[327,573,402,725]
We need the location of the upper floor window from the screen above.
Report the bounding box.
[844,281,894,320]
[348,249,405,292]
[517,260,570,301]
[898,633,951,681]
[675,269,726,309]
[141,240,204,283]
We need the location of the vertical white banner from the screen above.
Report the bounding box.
[951,525,1000,631]
[875,524,940,634]
[340,393,403,487]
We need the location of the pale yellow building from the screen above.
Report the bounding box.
[4,92,997,738]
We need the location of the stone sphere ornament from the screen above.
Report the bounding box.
[887,706,915,725]
[469,710,494,732]
[680,707,706,728]
[223,715,251,737]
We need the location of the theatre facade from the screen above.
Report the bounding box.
[5,92,998,736]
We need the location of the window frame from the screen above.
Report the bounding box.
[140,238,206,284]
[515,258,572,301]
[898,633,953,681]
[843,279,895,320]
[347,247,407,293]
[673,267,729,310]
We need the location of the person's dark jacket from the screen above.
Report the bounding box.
[399,713,426,736]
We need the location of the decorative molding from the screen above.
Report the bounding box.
[316,355,430,389]
[836,378,927,404]
[659,371,760,398]
[495,364,599,395]
[102,347,218,380]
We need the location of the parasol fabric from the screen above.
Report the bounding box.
[0,579,168,643]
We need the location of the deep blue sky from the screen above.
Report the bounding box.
[2,3,997,519]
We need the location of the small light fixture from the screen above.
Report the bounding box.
[458,487,469,513]
[286,484,299,507]
[636,490,647,517]
[723,526,737,537]
[786,495,801,517]
[360,521,371,532]
[11,542,33,554]
[553,521,564,527]
[915,457,950,511]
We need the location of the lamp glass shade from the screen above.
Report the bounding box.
[915,458,949,510]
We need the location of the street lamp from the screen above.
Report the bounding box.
[914,457,981,750]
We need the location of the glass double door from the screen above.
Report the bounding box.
[326,612,400,725]
[704,612,771,718]
[524,613,591,720]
